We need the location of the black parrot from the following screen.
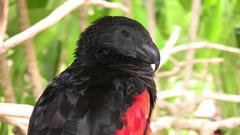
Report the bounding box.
[28,16,160,135]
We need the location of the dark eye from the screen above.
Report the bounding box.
[121,30,129,37]
[98,48,110,55]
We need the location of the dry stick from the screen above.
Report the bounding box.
[159,41,240,70]
[123,0,132,17]
[151,116,240,134]
[0,116,29,135]
[0,103,33,134]
[16,0,42,100]
[158,41,240,78]
[203,93,240,103]
[157,90,240,104]
[146,0,156,42]
[0,0,129,54]
[157,58,224,78]
[176,4,201,132]
[183,0,201,88]
[78,1,88,31]
[0,0,8,39]
[154,90,240,133]
[0,0,16,103]
[159,26,181,68]
[0,103,33,118]
[172,42,240,55]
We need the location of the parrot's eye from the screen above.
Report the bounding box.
[121,30,129,37]
[98,48,110,55]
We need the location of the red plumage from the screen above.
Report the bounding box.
[116,90,151,135]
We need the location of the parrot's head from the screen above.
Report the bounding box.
[75,16,160,72]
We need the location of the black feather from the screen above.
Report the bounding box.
[28,16,160,135]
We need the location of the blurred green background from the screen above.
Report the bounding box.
[0,0,240,135]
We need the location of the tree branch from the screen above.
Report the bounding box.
[0,103,33,118]
[203,93,240,103]
[0,0,16,103]
[172,42,240,55]
[16,0,43,100]
[146,0,156,42]
[159,26,181,68]
[0,0,8,40]
[0,116,29,135]
[123,0,132,17]
[151,116,240,134]
[183,0,202,88]
[157,58,224,78]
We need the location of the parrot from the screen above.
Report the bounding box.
[28,16,160,135]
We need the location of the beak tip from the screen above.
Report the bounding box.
[151,64,156,71]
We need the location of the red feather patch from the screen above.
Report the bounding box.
[116,90,151,135]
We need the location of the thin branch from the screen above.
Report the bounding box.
[123,0,132,17]
[0,0,16,103]
[157,58,224,78]
[0,116,28,135]
[157,89,188,100]
[150,116,174,132]
[159,26,181,68]
[157,90,240,103]
[0,0,129,54]
[183,0,202,88]
[16,0,42,100]
[151,117,240,133]
[0,103,33,118]
[146,0,156,42]
[78,4,88,31]
[203,93,240,103]
[0,103,32,135]
[89,0,129,12]
[0,0,8,40]
[157,100,178,115]
[172,42,240,55]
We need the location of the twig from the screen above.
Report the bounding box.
[204,93,240,103]
[157,90,240,103]
[157,100,178,115]
[146,0,156,42]
[157,58,224,78]
[183,0,202,89]
[123,0,132,17]
[0,103,32,134]
[78,4,88,31]
[0,0,16,103]
[0,0,129,54]
[0,103,32,135]
[150,116,174,132]
[0,116,29,135]
[159,26,181,68]
[16,0,43,100]
[0,103,33,118]
[172,42,240,55]
[89,0,129,12]
[157,89,188,100]
[151,116,240,133]
[0,0,8,40]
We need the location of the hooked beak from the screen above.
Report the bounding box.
[138,44,160,72]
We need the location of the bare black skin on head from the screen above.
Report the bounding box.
[28,16,160,135]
